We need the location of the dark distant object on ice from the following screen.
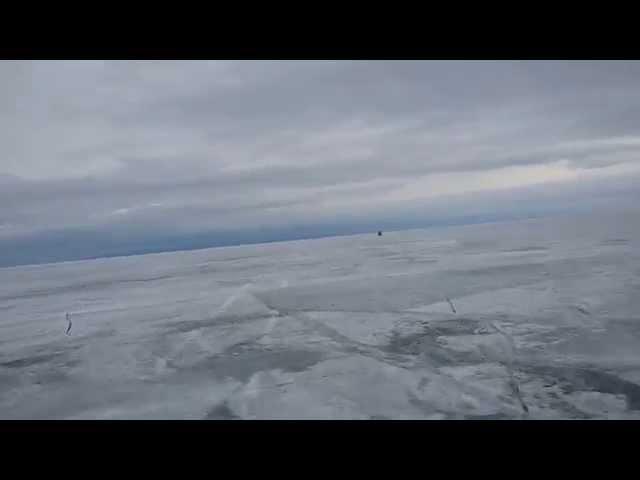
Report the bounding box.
[377,231,382,236]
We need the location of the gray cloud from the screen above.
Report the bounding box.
[1,60,640,248]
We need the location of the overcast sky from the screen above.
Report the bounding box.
[2,60,640,264]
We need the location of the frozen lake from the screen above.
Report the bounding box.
[2,211,640,419]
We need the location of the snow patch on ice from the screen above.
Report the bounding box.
[215,284,278,320]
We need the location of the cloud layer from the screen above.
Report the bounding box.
[2,61,640,263]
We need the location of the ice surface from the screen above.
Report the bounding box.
[2,211,640,419]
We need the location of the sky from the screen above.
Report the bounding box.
[2,60,640,266]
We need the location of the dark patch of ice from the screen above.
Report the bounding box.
[384,328,482,367]
[204,402,241,420]
[520,364,640,411]
[502,246,549,253]
[1,352,67,369]
[187,344,326,382]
